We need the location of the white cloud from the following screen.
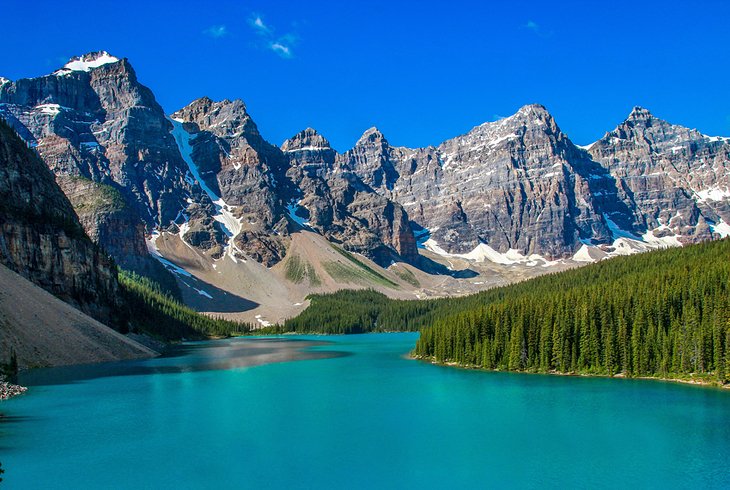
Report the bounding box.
[203,25,229,38]
[248,13,297,59]
[270,42,292,58]
[524,20,553,38]
[250,15,270,34]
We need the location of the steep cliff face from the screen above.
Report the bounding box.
[588,107,730,242]
[0,52,209,276]
[338,106,619,257]
[170,98,419,267]
[0,120,122,326]
[169,97,291,266]
[282,128,418,265]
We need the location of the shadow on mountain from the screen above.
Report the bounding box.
[413,254,479,278]
[572,148,641,237]
[173,270,259,313]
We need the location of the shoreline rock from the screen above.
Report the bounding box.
[0,375,28,400]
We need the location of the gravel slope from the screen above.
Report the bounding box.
[0,264,158,369]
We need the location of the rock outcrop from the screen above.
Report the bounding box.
[170,98,420,267]
[0,52,209,277]
[284,128,419,265]
[0,119,122,326]
[587,106,730,242]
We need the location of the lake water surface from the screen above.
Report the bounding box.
[2,333,729,488]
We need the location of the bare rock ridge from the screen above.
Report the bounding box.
[0,52,210,281]
[1,52,729,275]
[587,106,729,243]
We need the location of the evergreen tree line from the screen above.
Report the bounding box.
[118,271,254,340]
[415,239,730,382]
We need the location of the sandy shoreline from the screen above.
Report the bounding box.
[412,355,730,390]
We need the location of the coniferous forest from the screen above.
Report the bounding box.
[119,271,253,340]
[289,239,730,383]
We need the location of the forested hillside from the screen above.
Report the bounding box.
[119,272,254,340]
[415,239,730,382]
[288,239,730,383]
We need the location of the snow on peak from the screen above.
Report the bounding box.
[54,51,120,75]
[0,77,9,87]
[703,134,728,143]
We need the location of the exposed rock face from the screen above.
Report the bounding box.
[172,98,419,267]
[0,52,208,277]
[338,106,618,257]
[588,107,730,242]
[335,105,730,258]
[2,51,728,271]
[284,128,419,265]
[0,120,122,327]
[170,97,291,266]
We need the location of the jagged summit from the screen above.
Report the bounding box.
[174,97,247,117]
[516,103,550,117]
[627,105,654,118]
[54,51,120,75]
[282,127,332,152]
[357,127,387,145]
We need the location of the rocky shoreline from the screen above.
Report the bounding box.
[0,375,28,400]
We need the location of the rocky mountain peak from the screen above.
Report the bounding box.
[0,77,9,87]
[54,51,121,75]
[357,127,387,145]
[281,127,332,152]
[516,103,551,119]
[173,97,256,139]
[626,106,654,122]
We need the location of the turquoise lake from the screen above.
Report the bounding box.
[2,333,729,489]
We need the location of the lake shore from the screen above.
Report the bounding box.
[412,354,730,390]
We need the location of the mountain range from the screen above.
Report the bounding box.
[1,51,728,325]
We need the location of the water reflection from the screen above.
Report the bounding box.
[18,337,348,387]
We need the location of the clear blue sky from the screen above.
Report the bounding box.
[2,0,729,151]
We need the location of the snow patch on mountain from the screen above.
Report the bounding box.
[695,186,730,202]
[35,103,64,116]
[710,220,730,238]
[286,199,311,228]
[54,52,119,75]
[424,238,559,267]
[145,232,193,277]
[169,117,242,239]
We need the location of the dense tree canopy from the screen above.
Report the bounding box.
[119,271,253,340]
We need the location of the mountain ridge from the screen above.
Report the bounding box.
[1,51,728,323]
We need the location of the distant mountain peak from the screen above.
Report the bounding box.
[517,103,550,116]
[357,127,387,145]
[54,51,120,75]
[626,106,654,121]
[185,97,247,113]
[282,127,332,152]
